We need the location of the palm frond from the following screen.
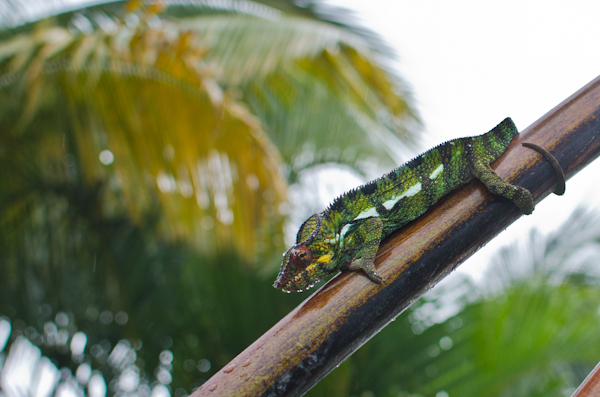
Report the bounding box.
[2,0,421,176]
[484,207,600,293]
[177,14,418,173]
[0,9,288,261]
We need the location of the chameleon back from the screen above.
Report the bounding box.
[325,117,519,238]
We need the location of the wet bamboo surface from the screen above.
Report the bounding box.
[192,75,600,396]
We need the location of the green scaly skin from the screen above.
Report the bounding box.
[274,118,534,293]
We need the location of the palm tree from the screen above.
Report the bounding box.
[0,0,419,395]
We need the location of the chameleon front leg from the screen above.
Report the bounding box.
[346,217,384,283]
[472,159,534,215]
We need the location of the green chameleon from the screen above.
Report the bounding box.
[274,117,558,293]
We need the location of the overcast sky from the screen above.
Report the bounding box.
[324,0,600,279]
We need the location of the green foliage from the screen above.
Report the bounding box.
[0,0,418,395]
[177,12,418,178]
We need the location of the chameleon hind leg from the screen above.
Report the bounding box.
[347,217,384,283]
[472,159,534,215]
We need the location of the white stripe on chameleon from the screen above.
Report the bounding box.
[382,182,423,210]
[339,224,351,240]
[430,164,444,180]
[325,236,339,244]
[348,181,424,233]
[352,206,379,221]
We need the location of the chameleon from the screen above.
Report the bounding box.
[274,117,541,293]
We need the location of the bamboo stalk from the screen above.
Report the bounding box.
[192,75,600,396]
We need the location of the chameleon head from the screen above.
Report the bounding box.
[273,213,333,292]
[273,245,317,292]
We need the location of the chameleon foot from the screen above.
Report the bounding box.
[472,159,534,215]
[348,259,383,284]
[522,142,565,195]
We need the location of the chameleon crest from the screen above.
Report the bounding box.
[274,118,536,293]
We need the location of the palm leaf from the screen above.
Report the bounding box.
[1,0,420,258]
[180,14,418,174]
[0,8,288,260]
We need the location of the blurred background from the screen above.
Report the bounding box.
[1,1,600,396]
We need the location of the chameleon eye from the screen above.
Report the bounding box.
[291,246,312,263]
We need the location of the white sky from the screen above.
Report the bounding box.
[323,0,600,279]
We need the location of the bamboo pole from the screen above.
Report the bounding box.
[192,75,600,396]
